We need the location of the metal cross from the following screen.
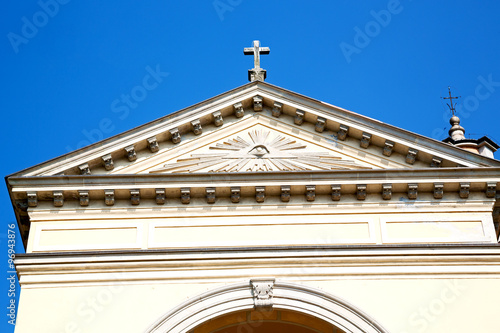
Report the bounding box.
[441,86,460,116]
[244,40,270,69]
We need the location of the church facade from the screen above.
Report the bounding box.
[6,45,500,332]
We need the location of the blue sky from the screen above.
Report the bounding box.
[1,1,500,331]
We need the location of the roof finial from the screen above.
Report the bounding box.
[442,87,465,141]
[244,40,270,82]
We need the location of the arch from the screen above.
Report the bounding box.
[144,280,390,333]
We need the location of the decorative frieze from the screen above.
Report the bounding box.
[53,191,64,207]
[433,183,444,199]
[255,186,265,203]
[486,182,497,198]
[331,184,341,201]
[155,188,166,205]
[356,184,367,200]
[382,183,392,200]
[233,102,244,118]
[430,157,442,168]
[406,148,418,165]
[130,189,140,205]
[280,185,291,202]
[206,187,216,204]
[315,117,326,133]
[169,128,181,144]
[230,187,241,203]
[105,190,115,206]
[147,136,159,153]
[408,184,418,200]
[27,191,37,207]
[383,140,394,157]
[102,154,114,171]
[124,145,137,162]
[253,96,263,111]
[212,111,223,127]
[459,183,470,199]
[360,132,372,149]
[337,124,349,141]
[180,188,190,204]
[294,110,305,125]
[272,102,283,117]
[306,185,316,201]
[78,163,91,175]
[251,278,274,310]
[79,190,89,207]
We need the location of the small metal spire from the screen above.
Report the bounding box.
[442,87,465,141]
[441,86,460,116]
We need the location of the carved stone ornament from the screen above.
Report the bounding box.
[406,148,418,165]
[191,119,202,135]
[294,110,305,125]
[382,183,392,200]
[360,132,372,149]
[281,185,291,202]
[306,185,316,201]
[124,145,137,162]
[315,117,326,133]
[460,183,470,199]
[256,186,265,203]
[181,188,190,204]
[169,128,181,144]
[79,163,91,175]
[430,156,442,168]
[434,183,444,199]
[272,102,283,117]
[147,136,159,153]
[486,182,497,198]
[130,189,140,205]
[206,187,216,204]
[79,190,89,207]
[337,124,349,141]
[27,191,37,207]
[53,191,64,207]
[253,96,263,111]
[105,190,115,206]
[408,184,418,200]
[356,184,367,200]
[231,187,241,203]
[102,154,114,171]
[251,278,275,310]
[383,140,394,157]
[155,188,166,205]
[331,184,341,201]
[212,111,223,127]
[233,102,244,118]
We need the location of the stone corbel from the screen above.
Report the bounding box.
[315,117,326,133]
[212,111,223,127]
[272,102,283,117]
[155,188,166,205]
[406,148,418,165]
[280,185,291,202]
[206,187,216,204]
[169,128,181,144]
[79,163,91,175]
[383,140,394,157]
[337,124,349,141]
[360,132,372,149]
[181,188,190,204]
[331,184,341,201]
[147,136,159,153]
[27,191,37,207]
[233,102,244,118]
[459,183,470,199]
[486,182,497,198]
[191,119,202,135]
[356,184,367,200]
[294,110,305,125]
[231,187,241,203]
[102,154,114,171]
[53,191,64,207]
[253,96,263,111]
[124,145,137,162]
[430,157,442,168]
[130,189,140,205]
[434,183,444,199]
[250,278,275,311]
[79,190,89,207]
[105,190,115,206]
[382,183,392,200]
[255,186,265,203]
[306,185,316,201]
[408,184,418,200]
